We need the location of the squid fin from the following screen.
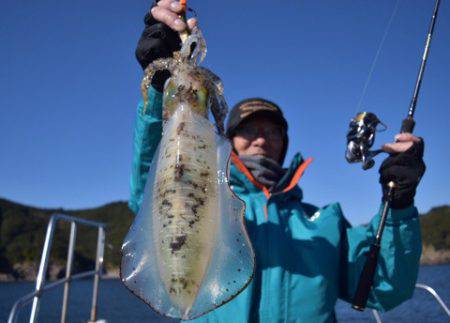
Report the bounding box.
[121,115,254,320]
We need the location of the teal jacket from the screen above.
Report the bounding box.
[129,88,422,322]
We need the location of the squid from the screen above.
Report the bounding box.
[121,27,255,320]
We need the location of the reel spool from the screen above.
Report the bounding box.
[345,112,386,170]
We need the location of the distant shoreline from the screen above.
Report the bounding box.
[0,268,121,283]
[1,259,449,283]
[420,245,450,266]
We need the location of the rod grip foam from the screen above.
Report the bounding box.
[352,244,380,311]
[401,118,415,133]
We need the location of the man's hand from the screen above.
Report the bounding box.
[151,0,197,32]
[379,133,426,209]
[381,133,421,154]
[135,0,197,91]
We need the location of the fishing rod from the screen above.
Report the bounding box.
[346,0,442,311]
[402,0,441,134]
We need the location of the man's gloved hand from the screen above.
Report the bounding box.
[379,133,426,209]
[135,0,197,92]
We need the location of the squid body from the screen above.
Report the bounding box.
[121,27,255,320]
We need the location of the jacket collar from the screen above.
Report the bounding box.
[229,151,313,199]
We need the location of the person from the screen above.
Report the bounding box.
[128,1,426,321]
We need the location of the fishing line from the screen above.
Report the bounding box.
[356,0,401,111]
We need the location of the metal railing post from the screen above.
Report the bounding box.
[416,283,450,317]
[90,226,105,322]
[29,217,57,323]
[8,214,105,323]
[61,222,77,323]
[371,283,450,322]
[8,298,25,323]
[372,309,382,323]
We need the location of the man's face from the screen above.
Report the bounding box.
[232,114,284,163]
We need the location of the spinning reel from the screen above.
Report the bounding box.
[345,112,386,170]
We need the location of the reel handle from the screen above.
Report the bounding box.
[400,117,415,134]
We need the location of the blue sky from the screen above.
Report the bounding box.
[1,0,449,225]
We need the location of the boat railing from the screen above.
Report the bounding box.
[7,214,105,323]
[415,283,450,317]
[371,283,450,322]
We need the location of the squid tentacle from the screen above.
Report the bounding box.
[181,27,207,66]
[197,67,228,135]
[141,57,177,114]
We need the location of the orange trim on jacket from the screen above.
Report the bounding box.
[231,151,271,198]
[230,151,313,219]
[282,157,313,193]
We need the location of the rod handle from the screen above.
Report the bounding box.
[400,117,415,133]
[352,244,380,311]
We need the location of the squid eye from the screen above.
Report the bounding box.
[163,80,178,104]
[196,87,208,107]
[164,80,177,98]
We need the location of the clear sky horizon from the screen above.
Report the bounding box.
[1,0,449,225]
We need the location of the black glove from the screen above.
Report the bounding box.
[379,139,426,209]
[135,3,182,92]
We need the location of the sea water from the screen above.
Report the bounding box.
[1,264,449,322]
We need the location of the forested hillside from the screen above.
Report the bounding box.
[0,198,448,280]
[419,205,450,264]
[0,198,134,280]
